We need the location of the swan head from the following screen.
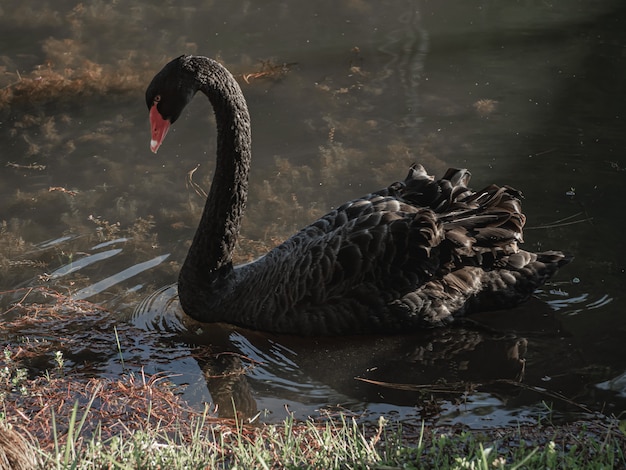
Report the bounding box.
[146,55,197,153]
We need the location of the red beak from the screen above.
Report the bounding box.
[149,103,171,153]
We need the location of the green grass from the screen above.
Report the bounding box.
[2,402,624,469]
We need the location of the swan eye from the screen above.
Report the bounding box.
[153,95,161,105]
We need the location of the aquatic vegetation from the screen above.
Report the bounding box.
[473,99,498,117]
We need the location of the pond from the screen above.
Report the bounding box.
[1,0,625,428]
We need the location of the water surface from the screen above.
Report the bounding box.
[1,0,625,427]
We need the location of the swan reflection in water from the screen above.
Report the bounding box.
[134,285,528,420]
[197,330,527,420]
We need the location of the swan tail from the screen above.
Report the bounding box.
[465,250,572,312]
[383,165,571,326]
[389,250,571,326]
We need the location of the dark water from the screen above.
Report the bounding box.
[1,0,625,427]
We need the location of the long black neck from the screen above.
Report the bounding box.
[181,57,251,283]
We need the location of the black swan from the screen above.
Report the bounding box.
[146,55,569,336]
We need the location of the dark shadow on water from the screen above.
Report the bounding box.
[129,286,624,425]
[194,327,529,420]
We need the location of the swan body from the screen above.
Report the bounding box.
[146,55,569,336]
